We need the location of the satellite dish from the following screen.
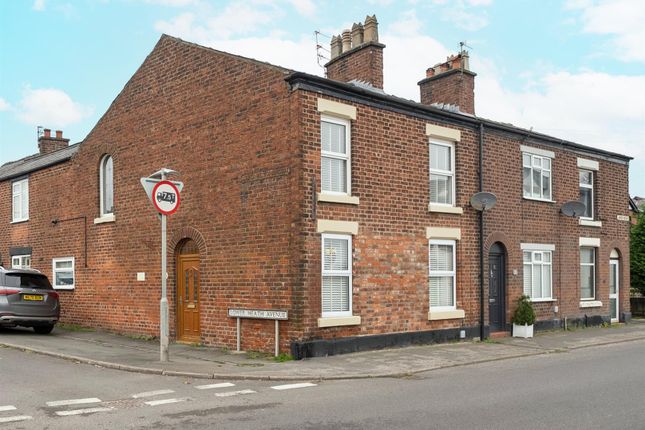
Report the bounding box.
[561,201,586,217]
[470,192,497,211]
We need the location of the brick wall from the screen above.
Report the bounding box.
[419,70,476,115]
[325,43,385,89]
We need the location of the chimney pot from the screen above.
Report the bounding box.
[341,30,352,52]
[44,129,51,138]
[351,22,364,48]
[330,35,342,58]
[55,130,63,139]
[364,15,379,42]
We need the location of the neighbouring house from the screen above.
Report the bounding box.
[0,16,633,357]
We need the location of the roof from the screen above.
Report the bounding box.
[0,143,80,182]
[285,72,633,164]
[632,197,644,213]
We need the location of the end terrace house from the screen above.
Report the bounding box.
[0,15,632,357]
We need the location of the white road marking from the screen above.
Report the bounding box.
[55,407,114,417]
[0,405,17,412]
[132,389,175,399]
[214,389,256,397]
[144,398,189,406]
[270,382,317,391]
[0,415,32,423]
[195,382,235,390]
[46,397,102,407]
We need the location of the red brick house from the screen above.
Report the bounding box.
[0,16,632,357]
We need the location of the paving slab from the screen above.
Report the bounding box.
[1,320,644,381]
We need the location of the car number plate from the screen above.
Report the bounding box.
[23,295,44,301]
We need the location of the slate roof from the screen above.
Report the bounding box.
[0,143,80,182]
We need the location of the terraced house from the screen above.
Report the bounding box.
[0,16,632,358]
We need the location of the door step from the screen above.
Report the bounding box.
[489,331,510,339]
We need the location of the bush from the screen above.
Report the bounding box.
[512,295,536,326]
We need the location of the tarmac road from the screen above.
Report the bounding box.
[2,337,644,429]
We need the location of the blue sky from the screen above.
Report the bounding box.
[1,0,644,196]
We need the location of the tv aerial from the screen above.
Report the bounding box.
[561,201,586,217]
[470,192,497,211]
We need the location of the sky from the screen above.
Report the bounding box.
[1,0,644,196]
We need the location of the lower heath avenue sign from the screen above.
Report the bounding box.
[228,308,288,320]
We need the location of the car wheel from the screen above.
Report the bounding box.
[33,324,54,334]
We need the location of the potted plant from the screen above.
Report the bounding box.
[512,295,536,338]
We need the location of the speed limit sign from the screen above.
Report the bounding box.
[152,180,181,215]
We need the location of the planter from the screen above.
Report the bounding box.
[512,323,534,338]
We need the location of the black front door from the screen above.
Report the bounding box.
[488,250,505,332]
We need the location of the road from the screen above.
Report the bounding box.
[1,339,644,429]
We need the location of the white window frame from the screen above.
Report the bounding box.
[320,115,351,196]
[522,250,553,301]
[429,239,457,311]
[321,233,352,317]
[522,152,552,201]
[52,257,75,290]
[12,178,29,222]
[11,254,31,269]
[99,155,114,216]
[580,247,596,300]
[579,169,594,220]
[429,140,456,207]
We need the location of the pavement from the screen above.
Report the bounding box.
[1,320,644,381]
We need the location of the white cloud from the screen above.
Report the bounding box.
[143,0,198,6]
[442,5,489,31]
[568,0,645,62]
[32,0,45,11]
[155,2,279,40]
[288,0,315,17]
[0,97,10,111]
[476,64,645,159]
[15,87,93,127]
[388,10,422,36]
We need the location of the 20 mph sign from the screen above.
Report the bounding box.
[152,180,181,215]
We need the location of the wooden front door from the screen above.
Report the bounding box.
[177,254,200,342]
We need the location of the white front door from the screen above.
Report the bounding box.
[609,260,619,323]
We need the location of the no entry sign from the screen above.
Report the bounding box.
[152,180,181,215]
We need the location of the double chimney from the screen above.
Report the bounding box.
[38,128,69,155]
[324,15,476,115]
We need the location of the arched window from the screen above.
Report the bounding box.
[100,155,114,216]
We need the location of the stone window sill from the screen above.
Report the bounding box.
[94,214,115,224]
[579,219,602,227]
[318,193,359,205]
[428,309,465,321]
[428,204,463,215]
[317,316,361,328]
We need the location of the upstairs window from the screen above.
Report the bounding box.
[12,178,29,222]
[321,116,351,195]
[429,240,456,310]
[522,153,552,201]
[100,155,114,216]
[430,141,455,206]
[579,170,594,219]
[321,233,352,317]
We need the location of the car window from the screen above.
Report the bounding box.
[4,273,52,289]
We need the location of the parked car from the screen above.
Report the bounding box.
[0,266,60,334]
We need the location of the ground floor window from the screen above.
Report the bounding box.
[429,240,456,310]
[11,254,31,269]
[321,234,352,317]
[523,250,552,300]
[52,257,75,290]
[580,247,596,300]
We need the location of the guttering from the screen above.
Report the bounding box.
[285,72,632,164]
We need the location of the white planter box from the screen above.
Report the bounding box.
[512,323,534,338]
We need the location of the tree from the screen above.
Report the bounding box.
[631,212,645,296]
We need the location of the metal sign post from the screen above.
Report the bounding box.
[141,169,183,362]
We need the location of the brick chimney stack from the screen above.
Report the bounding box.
[418,51,476,115]
[38,128,70,155]
[325,15,385,89]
